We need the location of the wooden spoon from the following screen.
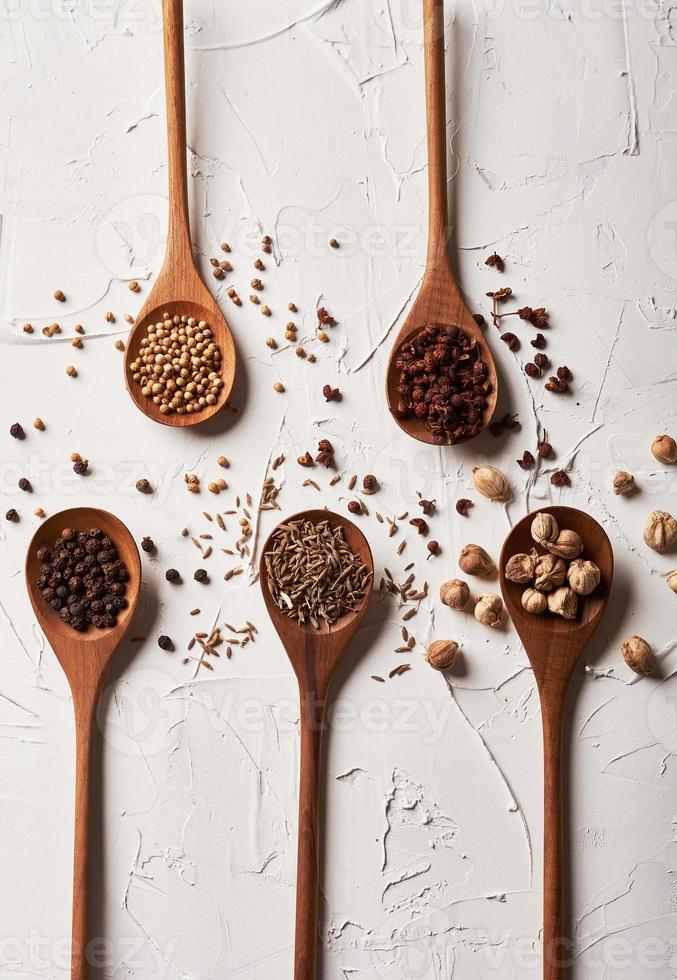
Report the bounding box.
[499,506,614,978]
[25,508,142,980]
[259,510,374,980]
[123,0,237,427]
[385,0,498,445]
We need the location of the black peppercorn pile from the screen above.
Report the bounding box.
[393,324,492,444]
[36,527,129,632]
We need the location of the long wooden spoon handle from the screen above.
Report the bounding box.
[71,693,98,980]
[541,695,567,978]
[162,0,192,264]
[294,690,325,980]
[423,0,449,269]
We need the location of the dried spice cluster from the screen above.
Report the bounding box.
[129,313,223,416]
[504,513,601,621]
[393,325,492,444]
[36,527,129,632]
[264,518,372,629]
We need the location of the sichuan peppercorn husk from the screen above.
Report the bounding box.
[393,324,493,444]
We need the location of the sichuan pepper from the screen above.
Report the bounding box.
[392,324,493,444]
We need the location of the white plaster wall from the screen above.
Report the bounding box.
[1,1,676,977]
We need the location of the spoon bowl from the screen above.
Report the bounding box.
[123,0,237,428]
[500,506,613,662]
[124,294,237,428]
[260,509,374,980]
[260,507,374,671]
[26,507,142,657]
[25,507,141,980]
[385,0,498,445]
[500,506,613,980]
[385,293,499,446]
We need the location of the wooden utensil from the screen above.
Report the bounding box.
[385,0,498,444]
[124,0,237,427]
[500,506,613,978]
[25,508,142,980]
[259,510,374,980]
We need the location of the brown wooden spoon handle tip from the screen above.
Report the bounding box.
[294,693,326,980]
[162,0,192,264]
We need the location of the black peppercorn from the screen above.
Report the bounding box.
[427,540,440,556]
[73,459,89,476]
[10,423,25,440]
[158,635,174,651]
[194,569,209,583]
[18,477,32,492]
[363,474,378,492]
[136,479,152,494]
[347,501,362,515]
[141,536,155,554]
[165,568,181,583]
[34,526,129,632]
[6,508,19,522]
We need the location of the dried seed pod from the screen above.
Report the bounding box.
[548,529,584,560]
[567,559,601,596]
[534,554,567,592]
[33,418,45,431]
[459,544,495,577]
[426,639,459,671]
[472,465,509,501]
[666,570,677,593]
[505,552,536,584]
[531,512,559,548]
[474,593,503,627]
[521,588,547,614]
[439,579,470,609]
[621,635,654,675]
[547,586,578,620]
[612,470,635,495]
[651,434,677,464]
[643,510,677,553]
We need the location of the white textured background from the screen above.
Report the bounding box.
[1,0,677,977]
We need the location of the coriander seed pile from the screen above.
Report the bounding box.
[129,313,223,416]
[264,518,372,629]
